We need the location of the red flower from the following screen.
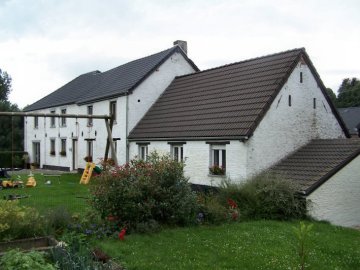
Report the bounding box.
[119,228,126,240]
[227,198,238,209]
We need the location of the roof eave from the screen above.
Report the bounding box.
[127,135,249,142]
[304,149,360,195]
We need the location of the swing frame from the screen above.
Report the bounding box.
[0,111,118,168]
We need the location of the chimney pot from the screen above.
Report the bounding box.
[173,40,187,54]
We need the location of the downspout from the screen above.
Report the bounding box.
[126,93,130,163]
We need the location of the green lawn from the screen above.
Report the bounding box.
[0,173,91,214]
[98,220,360,270]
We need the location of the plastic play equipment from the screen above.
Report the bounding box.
[26,172,36,187]
[0,168,11,178]
[80,162,96,184]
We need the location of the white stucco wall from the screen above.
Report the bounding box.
[24,51,196,170]
[128,52,196,132]
[307,155,360,227]
[129,140,247,186]
[246,63,345,177]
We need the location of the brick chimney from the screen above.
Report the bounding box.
[173,40,187,54]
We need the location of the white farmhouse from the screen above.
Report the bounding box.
[128,48,360,227]
[23,41,198,171]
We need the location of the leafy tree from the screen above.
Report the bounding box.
[336,78,360,108]
[0,69,12,101]
[0,69,24,168]
[325,88,337,104]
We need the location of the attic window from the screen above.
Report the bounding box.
[288,95,292,107]
[313,98,316,109]
[300,72,303,83]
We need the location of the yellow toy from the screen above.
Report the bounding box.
[80,162,96,184]
[26,172,36,187]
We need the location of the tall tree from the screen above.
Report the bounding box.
[0,69,12,101]
[325,88,337,104]
[336,78,360,108]
[0,69,24,168]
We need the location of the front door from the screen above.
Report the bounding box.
[32,142,40,165]
[72,139,78,170]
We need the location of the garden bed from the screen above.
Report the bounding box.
[0,236,58,256]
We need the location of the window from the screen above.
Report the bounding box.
[171,145,184,162]
[61,109,66,127]
[34,116,39,129]
[300,72,303,83]
[138,144,148,161]
[50,139,56,156]
[210,145,226,175]
[109,101,117,122]
[87,141,93,159]
[111,140,117,159]
[50,110,56,127]
[288,95,292,107]
[60,139,66,156]
[87,105,93,126]
[313,98,316,109]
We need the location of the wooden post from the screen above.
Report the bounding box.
[104,116,114,161]
[104,118,118,166]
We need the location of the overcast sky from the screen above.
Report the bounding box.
[1,0,359,109]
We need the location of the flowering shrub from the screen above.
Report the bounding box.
[209,165,225,175]
[90,152,198,231]
[219,173,307,220]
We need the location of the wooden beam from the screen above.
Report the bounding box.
[104,118,118,166]
[0,111,111,120]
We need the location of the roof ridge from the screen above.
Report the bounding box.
[176,47,305,79]
[102,46,176,74]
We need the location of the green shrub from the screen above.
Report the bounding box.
[0,249,55,270]
[0,200,44,241]
[90,152,198,230]
[43,206,73,236]
[219,173,307,220]
[52,232,113,270]
[197,194,228,224]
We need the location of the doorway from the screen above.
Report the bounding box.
[32,142,40,165]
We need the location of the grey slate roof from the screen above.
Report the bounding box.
[270,139,360,195]
[338,107,360,135]
[24,46,198,112]
[129,48,349,140]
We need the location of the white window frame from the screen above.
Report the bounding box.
[87,105,93,126]
[50,138,56,156]
[171,145,184,162]
[60,138,67,156]
[34,116,39,129]
[138,144,148,161]
[50,110,56,128]
[87,141,93,158]
[61,108,67,127]
[210,144,226,174]
[109,101,117,122]
[111,140,117,160]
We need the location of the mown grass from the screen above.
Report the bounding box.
[0,173,91,214]
[98,220,360,270]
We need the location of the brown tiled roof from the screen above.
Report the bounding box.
[270,139,360,195]
[129,48,348,140]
